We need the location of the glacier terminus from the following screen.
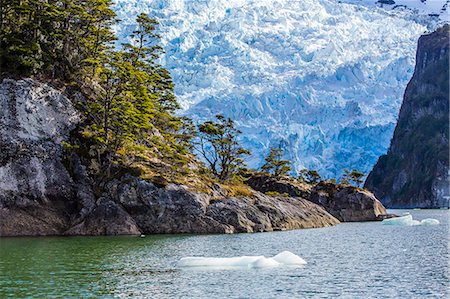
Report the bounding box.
[113,0,434,178]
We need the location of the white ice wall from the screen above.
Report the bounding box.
[113,0,430,178]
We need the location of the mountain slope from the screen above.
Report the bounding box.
[113,0,426,178]
[365,25,449,208]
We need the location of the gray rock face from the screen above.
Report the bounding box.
[0,79,80,236]
[245,174,311,198]
[206,193,339,232]
[309,183,387,222]
[70,175,338,235]
[0,79,339,236]
[246,174,387,222]
[65,197,141,236]
[365,25,450,208]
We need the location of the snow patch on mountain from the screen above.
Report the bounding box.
[113,0,427,178]
[341,0,449,26]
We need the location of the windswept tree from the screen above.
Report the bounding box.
[261,147,291,176]
[298,169,322,185]
[195,115,251,181]
[340,169,365,187]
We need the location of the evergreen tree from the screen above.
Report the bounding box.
[340,169,365,187]
[0,0,117,80]
[81,13,188,180]
[261,147,291,176]
[1,1,200,188]
[298,169,322,184]
[195,115,251,181]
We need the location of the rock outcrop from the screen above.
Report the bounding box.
[0,79,339,236]
[365,25,450,208]
[0,79,80,236]
[246,173,387,222]
[308,182,387,222]
[68,175,339,235]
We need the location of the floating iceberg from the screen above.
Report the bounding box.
[179,251,306,268]
[420,218,440,226]
[381,213,439,226]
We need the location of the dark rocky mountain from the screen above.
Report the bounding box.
[365,25,450,208]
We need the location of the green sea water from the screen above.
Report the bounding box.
[1,209,448,298]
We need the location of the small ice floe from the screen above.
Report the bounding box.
[178,251,306,268]
[381,213,439,226]
[420,218,440,225]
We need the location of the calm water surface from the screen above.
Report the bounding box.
[1,209,448,298]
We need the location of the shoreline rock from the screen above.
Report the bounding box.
[245,173,388,222]
[67,175,339,236]
[309,182,387,222]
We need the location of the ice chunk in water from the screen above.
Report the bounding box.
[178,256,262,267]
[179,251,306,268]
[411,220,421,226]
[420,218,440,225]
[382,214,414,226]
[381,213,439,226]
[251,257,280,268]
[272,251,307,265]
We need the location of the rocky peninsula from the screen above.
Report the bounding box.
[0,79,387,236]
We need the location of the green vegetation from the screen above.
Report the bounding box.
[298,169,322,185]
[0,0,116,80]
[261,147,292,177]
[340,169,365,187]
[0,1,197,190]
[195,115,251,182]
[0,0,375,196]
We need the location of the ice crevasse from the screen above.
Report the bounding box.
[113,0,427,178]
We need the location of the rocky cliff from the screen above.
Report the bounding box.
[0,79,81,235]
[0,79,340,236]
[365,25,450,208]
[246,174,387,222]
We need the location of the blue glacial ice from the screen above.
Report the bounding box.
[112,0,431,178]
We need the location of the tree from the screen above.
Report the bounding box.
[340,169,365,187]
[195,115,251,181]
[81,13,187,181]
[298,169,322,184]
[1,2,193,189]
[261,147,291,176]
[0,0,117,80]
